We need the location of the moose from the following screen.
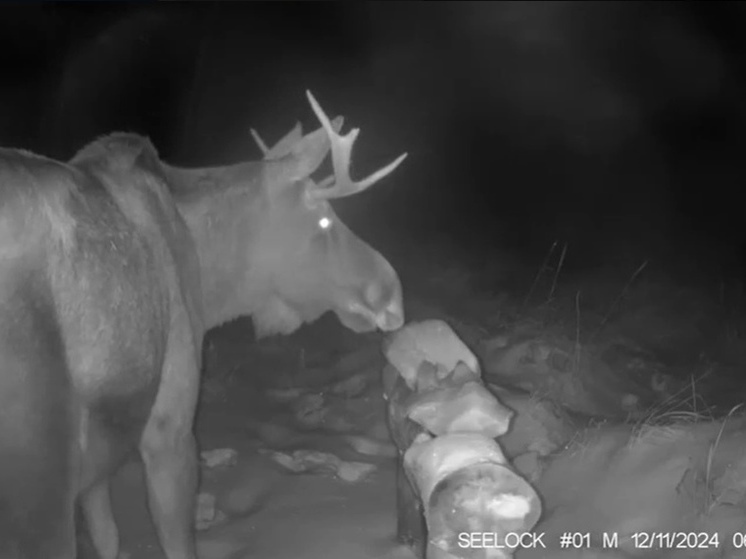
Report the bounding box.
[0,91,406,559]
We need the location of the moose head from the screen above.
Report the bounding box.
[168,92,407,338]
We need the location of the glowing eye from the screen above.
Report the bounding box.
[318,216,332,230]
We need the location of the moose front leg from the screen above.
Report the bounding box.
[140,426,198,559]
[81,480,120,559]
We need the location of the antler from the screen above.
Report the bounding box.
[306,90,407,200]
[250,128,270,156]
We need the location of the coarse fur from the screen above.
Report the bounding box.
[0,133,203,559]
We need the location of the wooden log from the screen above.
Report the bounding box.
[381,320,542,559]
[407,435,542,559]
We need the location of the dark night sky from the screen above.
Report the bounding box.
[2,1,746,276]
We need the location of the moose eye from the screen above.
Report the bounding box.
[318,216,332,230]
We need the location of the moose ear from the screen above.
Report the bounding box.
[251,122,303,160]
[285,115,344,181]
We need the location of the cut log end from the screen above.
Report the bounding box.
[425,462,542,559]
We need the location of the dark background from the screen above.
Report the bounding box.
[2,1,745,279]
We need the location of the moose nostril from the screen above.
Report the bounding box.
[379,297,404,331]
[364,282,382,307]
[363,280,404,330]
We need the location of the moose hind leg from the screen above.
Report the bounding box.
[81,480,119,559]
[0,282,78,559]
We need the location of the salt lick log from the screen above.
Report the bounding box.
[382,320,542,559]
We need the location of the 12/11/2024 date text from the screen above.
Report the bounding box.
[558,531,721,550]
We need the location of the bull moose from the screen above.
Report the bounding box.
[0,91,406,559]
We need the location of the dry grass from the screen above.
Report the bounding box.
[522,240,561,311]
[703,403,744,514]
[617,372,746,515]
[629,372,714,434]
[718,278,746,343]
[520,241,652,337]
[547,242,568,303]
[573,290,582,373]
[409,237,746,431]
[590,259,649,343]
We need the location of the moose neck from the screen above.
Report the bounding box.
[164,162,273,331]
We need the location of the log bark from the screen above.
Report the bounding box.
[383,363,429,556]
[396,458,427,557]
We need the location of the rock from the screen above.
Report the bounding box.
[200,448,239,469]
[263,448,377,483]
[329,372,369,398]
[195,492,226,531]
[292,393,328,428]
[336,461,377,483]
[491,385,575,458]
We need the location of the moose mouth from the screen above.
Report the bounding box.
[336,301,404,333]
